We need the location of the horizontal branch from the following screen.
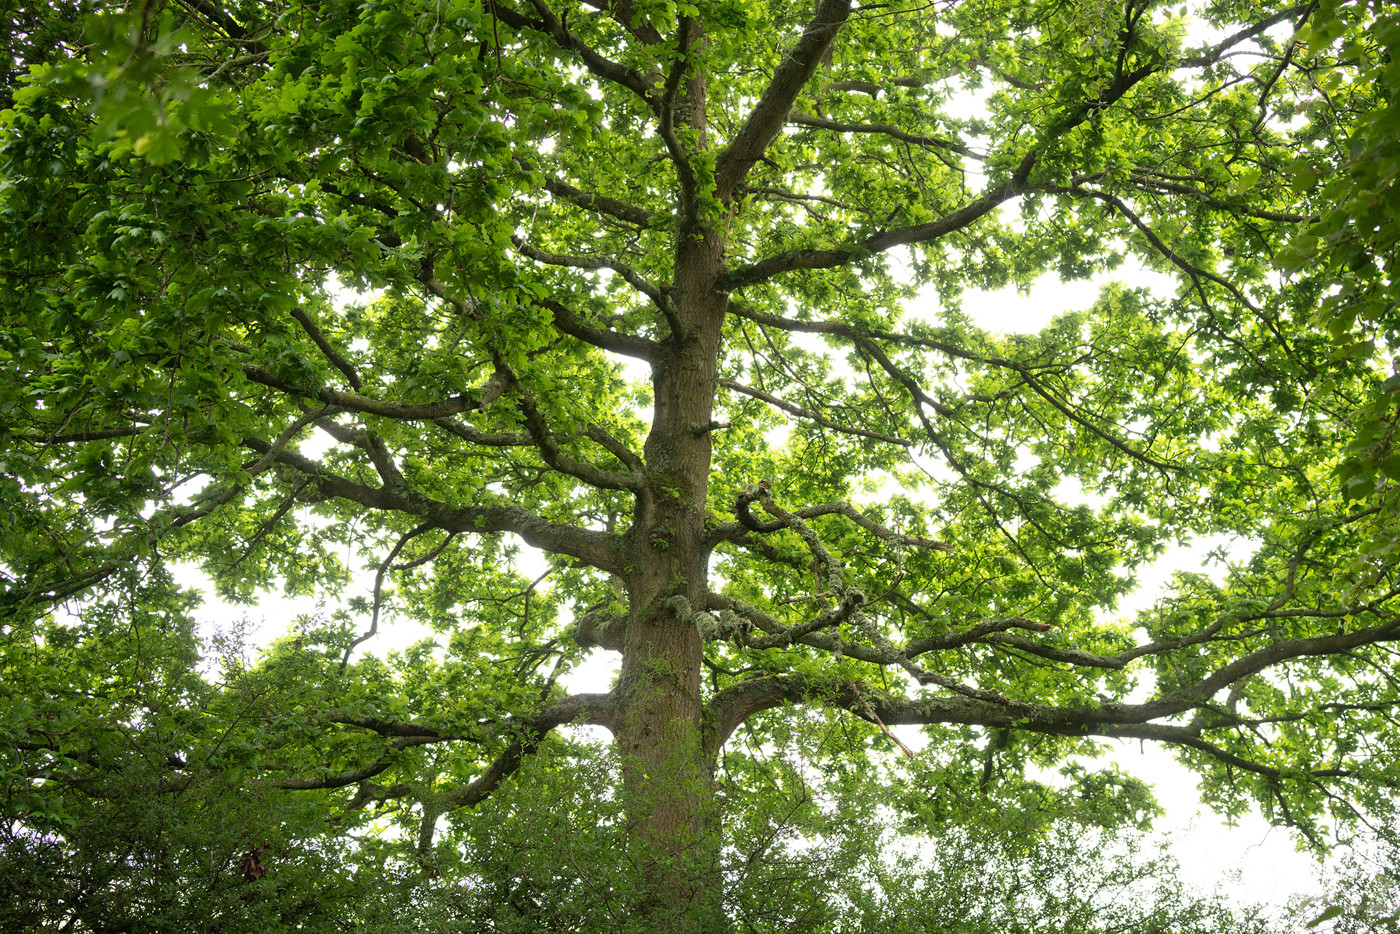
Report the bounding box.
[714,492,951,553]
[787,110,972,157]
[239,438,627,573]
[274,693,614,796]
[438,692,615,811]
[241,364,485,420]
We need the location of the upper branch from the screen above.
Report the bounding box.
[714,0,853,200]
[498,360,645,491]
[241,364,486,420]
[513,236,666,308]
[713,489,951,553]
[1177,3,1316,69]
[719,379,913,447]
[719,182,1024,289]
[175,0,269,55]
[579,0,664,45]
[489,0,655,106]
[787,110,973,157]
[536,298,662,361]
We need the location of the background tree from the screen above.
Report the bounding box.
[3,0,1398,928]
[1282,0,1400,560]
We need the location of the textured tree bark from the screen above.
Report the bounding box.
[613,206,729,926]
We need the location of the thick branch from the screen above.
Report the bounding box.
[538,298,662,362]
[720,183,1024,288]
[239,438,626,573]
[714,0,853,199]
[538,172,658,227]
[579,0,664,45]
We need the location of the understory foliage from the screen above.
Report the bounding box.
[3,0,1400,929]
[0,603,1272,933]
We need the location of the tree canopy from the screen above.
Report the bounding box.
[3,0,1399,929]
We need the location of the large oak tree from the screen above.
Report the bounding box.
[3,0,1398,928]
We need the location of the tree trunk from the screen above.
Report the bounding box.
[614,224,727,928]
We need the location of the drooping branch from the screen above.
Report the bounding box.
[275,693,614,799]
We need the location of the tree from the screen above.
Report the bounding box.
[2,0,1398,928]
[1282,0,1400,557]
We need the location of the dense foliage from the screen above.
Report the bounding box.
[3,0,1399,929]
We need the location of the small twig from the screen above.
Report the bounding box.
[340,524,433,670]
[852,684,915,759]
